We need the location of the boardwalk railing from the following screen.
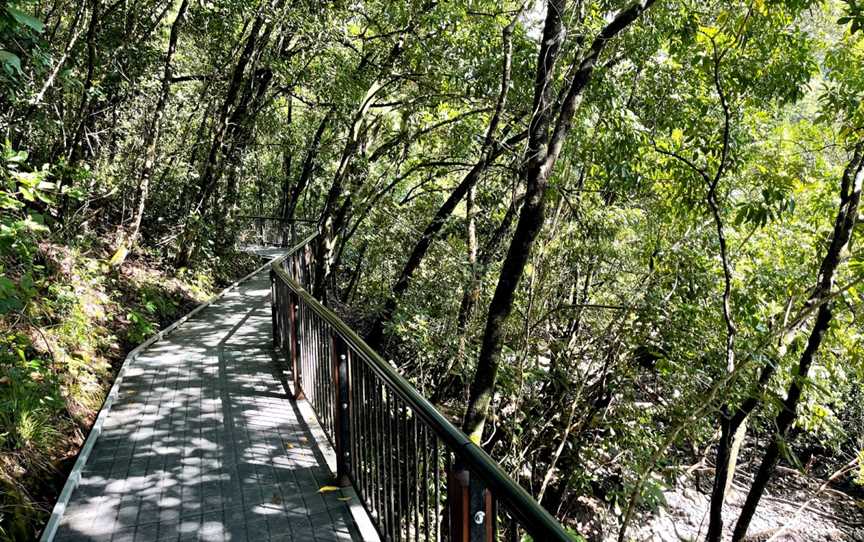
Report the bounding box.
[236,215,315,247]
[270,233,573,542]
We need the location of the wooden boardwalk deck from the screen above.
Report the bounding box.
[48,270,365,542]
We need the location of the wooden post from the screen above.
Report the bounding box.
[449,467,495,542]
[331,331,351,486]
[288,292,303,399]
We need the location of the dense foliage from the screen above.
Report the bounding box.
[0,0,862,539]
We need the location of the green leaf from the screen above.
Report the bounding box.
[0,50,22,76]
[5,6,44,32]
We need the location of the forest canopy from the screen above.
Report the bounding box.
[1,0,863,540]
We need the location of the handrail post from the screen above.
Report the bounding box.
[330,332,351,486]
[288,292,303,400]
[270,269,280,349]
[449,466,496,542]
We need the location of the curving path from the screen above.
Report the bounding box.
[49,270,363,542]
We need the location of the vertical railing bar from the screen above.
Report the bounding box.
[369,369,378,527]
[329,327,337,437]
[349,351,359,491]
[393,397,401,542]
[434,440,441,542]
[383,385,392,541]
[306,305,314,407]
[317,317,324,430]
[387,387,397,542]
[332,331,350,486]
[422,423,430,542]
[376,378,386,537]
[373,365,383,529]
[360,360,370,510]
[301,301,308,401]
[327,324,335,438]
[314,315,322,423]
[413,415,419,542]
[307,303,314,406]
[405,403,414,541]
[381,382,391,540]
[401,401,409,541]
[328,328,333,438]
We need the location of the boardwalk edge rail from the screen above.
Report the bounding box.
[40,254,281,542]
[270,232,573,542]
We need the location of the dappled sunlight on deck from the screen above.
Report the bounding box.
[52,273,362,542]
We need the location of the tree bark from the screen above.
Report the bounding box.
[284,110,331,221]
[313,42,403,299]
[175,0,280,265]
[365,13,521,347]
[462,0,657,443]
[122,0,190,261]
[455,192,522,343]
[731,141,864,541]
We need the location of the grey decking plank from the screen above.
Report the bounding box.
[52,273,361,542]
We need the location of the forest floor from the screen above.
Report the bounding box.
[0,240,259,539]
[632,463,864,541]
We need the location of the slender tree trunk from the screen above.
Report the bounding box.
[731,141,863,541]
[284,110,331,221]
[313,72,390,299]
[66,0,99,163]
[456,192,522,342]
[217,66,274,244]
[463,0,566,442]
[462,0,657,442]
[279,97,293,219]
[30,1,86,106]
[175,1,278,265]
[365,15,521,347]
[364,137,523,347]
[120,0,189,264]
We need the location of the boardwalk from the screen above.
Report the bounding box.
[51,270,364,542]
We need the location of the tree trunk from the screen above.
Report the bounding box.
[284,110,331,221]
[279,97,294,219]
[462,0,657,443]
[455,192,522,343]
[462,0,566,442]
[365,14,521,347]
[731,141,863,541]
[175,1,278,265]
[120,0,190,264]
[364,138,523,347]
[313,68,393,299]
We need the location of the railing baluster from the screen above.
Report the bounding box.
[385,386,395,542]
[270,270,280,349]
[413,414,419,542]
[268,231,574,542]
[422,424,430,542]
[373,374,383,528]
[288,294,302,399]
[331,331,350,486]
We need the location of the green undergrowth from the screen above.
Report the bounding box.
[0,238,258,539]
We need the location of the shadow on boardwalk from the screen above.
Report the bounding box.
[52,272,361,542]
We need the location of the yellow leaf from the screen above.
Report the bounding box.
[337,496,352,502]
[109,245,128,267]
[318,485,340,493]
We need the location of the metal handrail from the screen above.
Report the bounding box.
[236,214,316,223]
[270,232,573,542]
